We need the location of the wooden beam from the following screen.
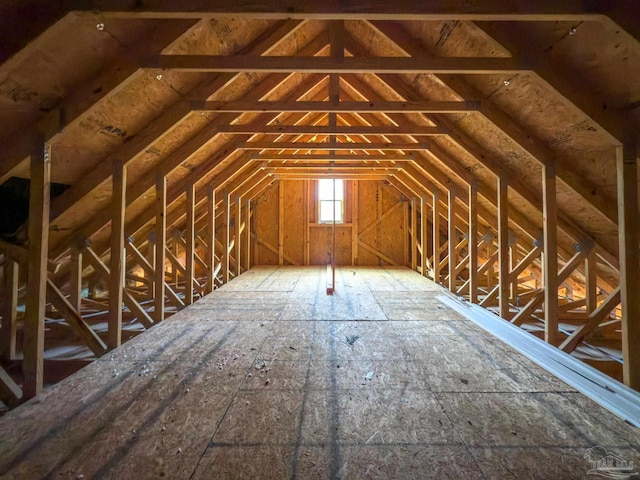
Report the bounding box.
[358,240,399,266]
[418,196,426,275]
[154,172,167,322]
[411,198,418,271]
[262,162,400,170]
[253,154,415,161]
[69,245,83,312]
[585,249,597,314]
[560,287,621,354]
[46,279,107,357]
[432,191,440,283]
[235,196,242,276]
[223,192,230,282]
[511,245,592,326]
[85,244,155,329]
[278,184,284,266]
[0,239,27,265]
[480,245,542,307]
[23,141,49,400]
[352,180,358,266]
[185,183,195,305]
[448,186,457,292]
[217,124,445,135]
[192,100,478,113]
[47,19,306,229]
[468,180,478,303]
[239,142,431,151]
[93,1,609,21]
[617,143,640,390]
[371,19,617,225]
[108,161,126,349]
[0,260,18,361]
[0,365,21,407]
[498,177,510,319]
[543,163,559,346]
[206,187,216,293]
[244,199,252,271]
[150,55,522,74]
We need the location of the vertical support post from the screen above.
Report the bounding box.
[69,245,83,312]
[0,259,19,361]
[108,161,126,349]
[245,198,251,271]
[585,250,597,314]
[410,198,417,271]
[448,186,456,292]
[154,171,166,322]
[509,240,518,300]
[617,143,640,390]
[171,234,179,286]
[498,177,510,319]
[420,196,428,276]
[468,180,478,303]
[223,191,230,283]
[206,187,216,292]
[185,182,195,305]
[235,196,241,276]
[403,201,409,266]
[147,234,156,299]
[432,191,440,283]
[303,180,310,265]
[23,140,50,400]
[543,163,559,345]
[352,180,358,266]
[278,183,284,266]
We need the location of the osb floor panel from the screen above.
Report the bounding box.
[1,266,639,479]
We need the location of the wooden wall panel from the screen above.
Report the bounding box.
[282,181,305,265]
[254,183,280,265]
[253,180,407,267]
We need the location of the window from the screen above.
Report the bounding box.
[318,179,344,223]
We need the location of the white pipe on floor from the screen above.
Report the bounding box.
[438,294,640,429]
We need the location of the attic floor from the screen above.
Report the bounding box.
[1,266,639,479]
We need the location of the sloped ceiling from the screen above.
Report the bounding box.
[0,1,639,290]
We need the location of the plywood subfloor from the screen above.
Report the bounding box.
[1,266,639,479]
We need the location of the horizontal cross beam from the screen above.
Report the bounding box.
[149,55,522,74]
[90,1,606,21]
[252,154,416,161]
[210,124,447,135]
[191,100,479,113]
[238,142,430,150]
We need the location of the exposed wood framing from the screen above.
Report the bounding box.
[154,172,167,322]
[185,183,195,305]
[2,7,637,399]
[0,259,18,361]
[447,186,457,292]
[468,181,478,303]
[617,143,640,389]
[543,163,559,346]
[498,177,510,319]
[108,161,126,349]
[23,142,49,400]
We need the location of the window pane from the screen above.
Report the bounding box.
[318,179,344,201]
[318,180,344,223]
[318,179,334,200]
[319,200,343,223]
[334,179,344,200]
[319,200,334,222]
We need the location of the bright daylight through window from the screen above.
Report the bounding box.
[318,179,343,223]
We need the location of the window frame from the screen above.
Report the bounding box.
[317,179,344,224]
